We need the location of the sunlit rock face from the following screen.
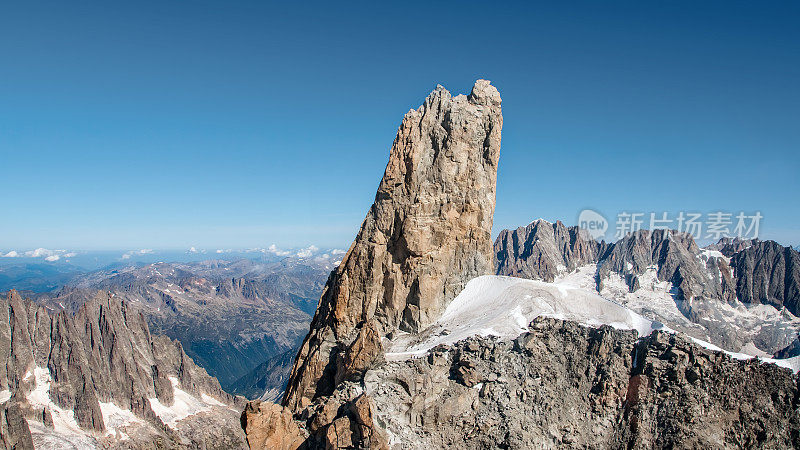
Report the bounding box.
[280,80,502,411]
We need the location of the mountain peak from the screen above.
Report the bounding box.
[240,81,502,447]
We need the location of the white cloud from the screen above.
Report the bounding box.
[331,248,346,255]
[121,249,154,260]
[296,245,319,258]
[188,247,198,253]
[25,248,64,258]
[266,244,291,257]
[6,248,70,260]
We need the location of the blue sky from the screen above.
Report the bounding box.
[1,1,798,251]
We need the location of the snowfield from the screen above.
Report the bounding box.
[387,275,658,358]
[385,275,800,374]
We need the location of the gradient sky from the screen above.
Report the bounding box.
[2,1,798,251]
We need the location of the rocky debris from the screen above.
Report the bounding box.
[281,80,502,412]
[365,317,799,449]
[0,290,247,449]
[241,401,306,450]
[730,240,800,316]
[625,330,799,448]
[493,220,607,281]
[294,388,389,449]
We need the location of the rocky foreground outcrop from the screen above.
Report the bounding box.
[0,290,247,449]
[366,318,799,448]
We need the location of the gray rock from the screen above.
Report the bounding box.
[0,290,247,449]
[730,240,800,316]
[494,219,607,281]
[598,229,735,304]
[707,236,754,257]
[365,318,799,449]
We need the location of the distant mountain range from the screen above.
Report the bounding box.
[494,220,800,358]
[26,257,330,391]
[0,246,344,290]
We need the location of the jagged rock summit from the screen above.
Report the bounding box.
[282,79,502,411]
[242,80,502,449]
[0,290,247,449]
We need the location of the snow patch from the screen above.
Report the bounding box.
[99,401,143,440]
[0,389,10,403]
[147,377,217,427]
[386,274,800,374]
[386,275,657,359]
[28,420,99,450]
[26,367,86,436]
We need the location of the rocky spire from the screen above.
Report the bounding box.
[281,80,502,411]
[0,290,247,448]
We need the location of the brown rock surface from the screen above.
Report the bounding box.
[282,80,502,411]
[241,401,306,450]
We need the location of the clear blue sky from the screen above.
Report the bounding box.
[2,1,798,251]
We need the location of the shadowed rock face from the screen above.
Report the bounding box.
[494,220,608,282]
[495,226,739,304]
[281,80,502,411]
[493,225,800,355]
[731,240,800,316]
[598,229,737,303]
[0,290,247,449]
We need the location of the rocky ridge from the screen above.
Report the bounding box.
[495,223,800,357]
[493,219,608,282]
[730,239,800,316]
[0,290,246,449]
